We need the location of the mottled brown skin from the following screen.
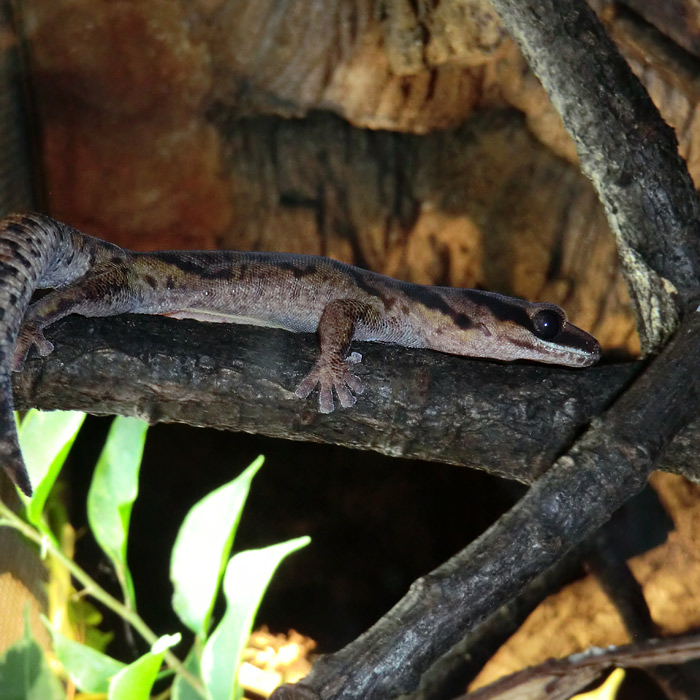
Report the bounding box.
[0,214,600,496]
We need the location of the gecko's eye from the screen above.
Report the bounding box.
[532,309,563,340]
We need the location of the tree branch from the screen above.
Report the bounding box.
[11,315,700,484]
[411,542,588,700]
[488,0,700,352]
[458,631,700,700]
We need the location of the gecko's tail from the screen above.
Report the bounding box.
[0,212,72,498]
[0,212,117,496]
[0,373,31,495]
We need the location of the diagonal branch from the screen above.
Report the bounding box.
[488,0,700,351]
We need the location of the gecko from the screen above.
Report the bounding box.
[0,213,601,496]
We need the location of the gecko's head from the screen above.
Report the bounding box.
[424,288,601,368]
[495,301,601,367]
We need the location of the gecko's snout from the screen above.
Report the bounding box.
[563,324,601,367]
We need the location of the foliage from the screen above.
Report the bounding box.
[0,612,64,700]
[0,410,310,699]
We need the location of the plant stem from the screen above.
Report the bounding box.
[0,499,206,698]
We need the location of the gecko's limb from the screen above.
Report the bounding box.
[12,264,134,372]
[13,322,55,371]
[294,299,370,413]
[0,213,121,495]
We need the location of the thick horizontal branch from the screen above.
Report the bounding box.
[10,314,700,484]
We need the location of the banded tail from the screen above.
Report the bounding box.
[0,213,111,495]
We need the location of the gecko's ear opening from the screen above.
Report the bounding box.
[531,308,563,340]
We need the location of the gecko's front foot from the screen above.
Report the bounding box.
[295,352,364,413]
[12,323,54,372]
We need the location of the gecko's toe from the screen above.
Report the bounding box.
[12,325,53,371]
[344,373,363,395]
[294,374,317,400]
[35,336,55,357]
[335,383,356,409]
[12,344,31,372]
[318,384,334,413]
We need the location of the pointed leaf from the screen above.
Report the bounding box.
[18,410,85,525]
[201,537,310,700]
[49,625,125,693]
[171,456,264,637]
[108,634,180,700]
[574,668,625,699]
[87,416,148,609]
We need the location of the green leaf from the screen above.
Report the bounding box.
[108,634,180,700]
[87,416,148,609]
[201,537,310,700]
[172,645,207,700]
[17,410,85,526]
[68,598,113,653]
[170,456,265,637]
[0,613,65,700]
[49,624,125,693]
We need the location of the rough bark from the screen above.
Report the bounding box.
[11,313,700,484]
[458,632,700,700]
[409,544,587,700]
